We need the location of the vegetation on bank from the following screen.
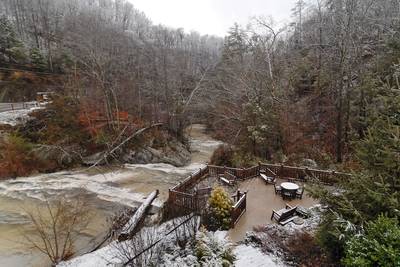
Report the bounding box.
[0,96,189,179]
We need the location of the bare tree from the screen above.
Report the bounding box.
[22,196,91,266]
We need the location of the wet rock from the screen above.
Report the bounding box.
[123,148,153,164]
[33,145,78,167]
[123,141,190,167]
[82,151,104,165]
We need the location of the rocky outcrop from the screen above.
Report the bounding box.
[82,139,191,167]
[123,140,191,167]
[33,145,80,167]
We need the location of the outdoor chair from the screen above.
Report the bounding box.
[282,189,297,200]
[298,173,307,182]
[274,183,282,195]
[296,186,305,199]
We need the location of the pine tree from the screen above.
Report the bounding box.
[30,48,48,70]
[343,216,400,267]
[208,187,233,230]
[0,16,25,63]
[222,23,248,64]
[312,64,400,261]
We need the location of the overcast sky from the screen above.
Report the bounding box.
[128,0,298,37]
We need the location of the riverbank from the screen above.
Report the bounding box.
[0,124,222,267]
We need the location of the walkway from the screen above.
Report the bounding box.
[228,177,318,242]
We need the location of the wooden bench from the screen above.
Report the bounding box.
[260,173,276,184]
[219,171,237,186]
[271,204,298,225]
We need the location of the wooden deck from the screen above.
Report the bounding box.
[167,163,347,227]
[227,177,318,242]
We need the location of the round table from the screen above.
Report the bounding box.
[281,182,299,191]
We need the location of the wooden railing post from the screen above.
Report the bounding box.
[244,191,247,211]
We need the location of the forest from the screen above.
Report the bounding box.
[0,0,399,266]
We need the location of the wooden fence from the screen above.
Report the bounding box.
[207,165,260,180]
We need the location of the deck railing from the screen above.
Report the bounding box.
[231,190,247,228]
[258,163,350,185]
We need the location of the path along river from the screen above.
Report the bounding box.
[0,124,222,267]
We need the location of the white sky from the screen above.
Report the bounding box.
[128,0,298,37]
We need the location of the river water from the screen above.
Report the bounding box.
[0,124,221,267]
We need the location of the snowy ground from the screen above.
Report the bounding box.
[58,227,286,267]
[241,205,323,266]
[59,216,200,267]
[0,103,41,126]
[234,244,285,267]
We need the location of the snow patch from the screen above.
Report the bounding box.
[234,244,285,267]
[0,105,41,126]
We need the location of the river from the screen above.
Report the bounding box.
[0,124,221,267]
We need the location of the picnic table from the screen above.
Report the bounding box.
[281,182,299,199]
[281,182,299,191]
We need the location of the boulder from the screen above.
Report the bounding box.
[123,141,191,167]
[82,151,104,166]
[33,145,77,167]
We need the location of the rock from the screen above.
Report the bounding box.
[123,140,191,167]
[123,148,153,164]
[33,145,77,167]
[302,158,318,168]
[82,151,104,166]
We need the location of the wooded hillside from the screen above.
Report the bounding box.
[200,0,400,168]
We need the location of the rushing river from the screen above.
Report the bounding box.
[0,124,222,267]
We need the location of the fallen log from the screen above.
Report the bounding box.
[118,190,159,241]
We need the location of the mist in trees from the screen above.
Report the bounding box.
[0,0,223,139]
